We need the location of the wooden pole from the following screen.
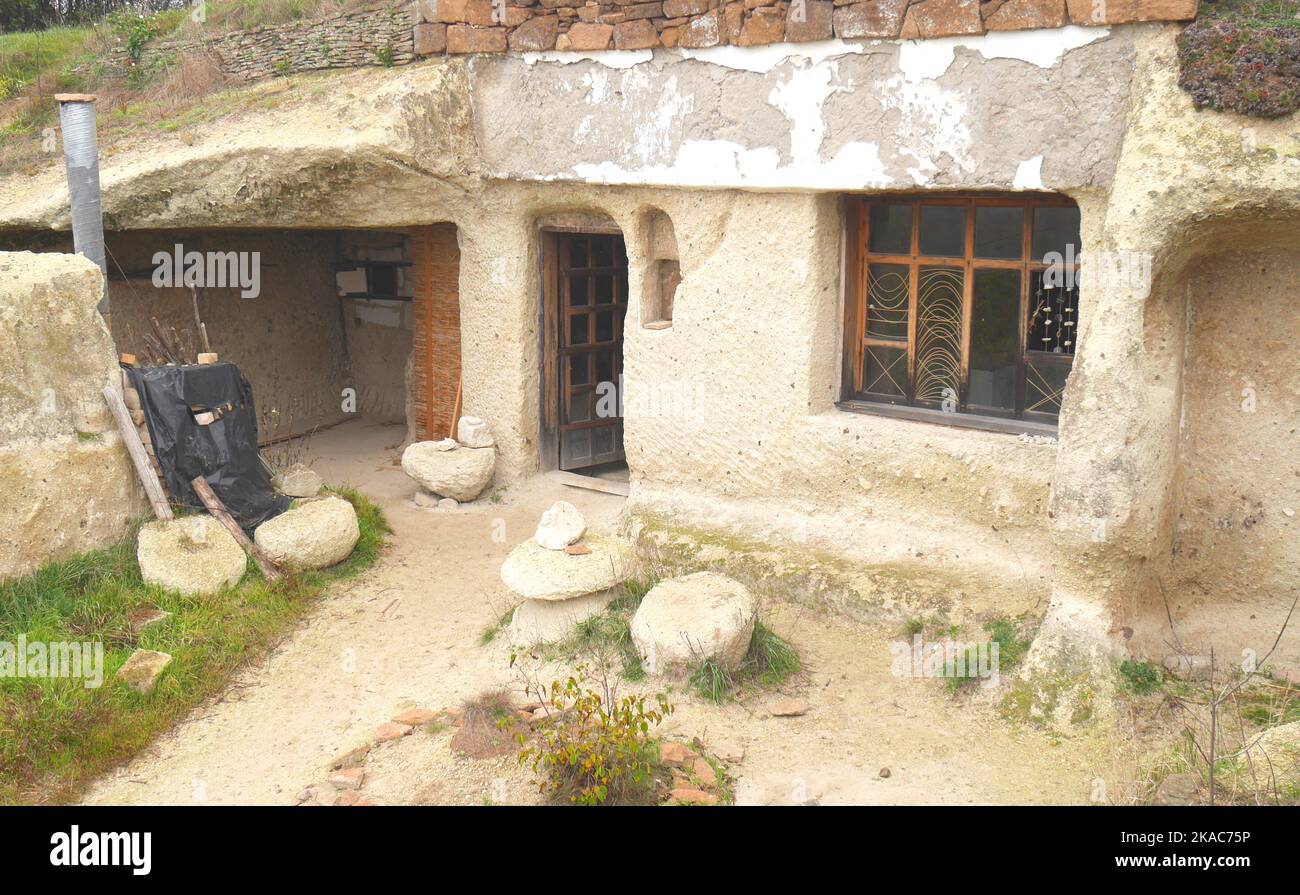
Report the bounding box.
[190,476,284,582]
[448,377,462,441]
[102,386,173,520]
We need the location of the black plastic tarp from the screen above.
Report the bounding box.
[126,361,289,530]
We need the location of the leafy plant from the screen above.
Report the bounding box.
[1120,659,1164,696]
[374,45,395,67]
[515,665,673,806]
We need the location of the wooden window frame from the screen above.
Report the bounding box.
[840,192,1079,437]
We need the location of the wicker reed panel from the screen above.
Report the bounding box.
[411,223,461,441]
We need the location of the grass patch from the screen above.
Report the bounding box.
[549,576,657,681]
[944,616,1031,694]
[1119,659,1164,696]
[689,621,801,704]
[0,487,389,805]
[450,688,520,759]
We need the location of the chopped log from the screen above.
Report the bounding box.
[190,476,283,582]
[190,286,212,354]
[119,353,137,366]
[197,352,219,365]
[102,386,173,520]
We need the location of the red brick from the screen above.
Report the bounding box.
[328,767,365,790]
[567,21,615,48]
[738,6,786,45]
[1066,0,1198,25]
[613,18,661,48]
[509,14,560,50]
[664,0,711,17]
[677,10,721,47]
[413,23,447,55]
[668,787,717,805]
[832,0,908,39]
[983,0,1065,30]
[375,721,413,742]
[722,1,745,43]
[904,0,984,37]
[786,0,833,41]
[446,24,508,53]
[391,707,439,726]
[437,0,498,25]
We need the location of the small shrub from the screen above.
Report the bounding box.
[451,688,520,758]
[517,668,672,806]
[1178,1,1300,118]
[374,46,395,67]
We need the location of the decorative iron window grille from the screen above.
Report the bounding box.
[843,194,1081,428]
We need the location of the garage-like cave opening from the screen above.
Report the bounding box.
[2,224,462,475]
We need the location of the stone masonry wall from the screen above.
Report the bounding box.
[416,0,1200,55]
[122,0,1199,80]
[115,4,416,81]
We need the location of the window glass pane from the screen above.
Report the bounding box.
[566,391,592,424]
[862,344,907,398]
[592,426,614,457]
[568,313,589,346]
[867,203,913,255]
[1032,206,1081,263]
[595,310,614,342]
[969,269,1020,411]
[594,275,613,305]
[569,238,588,268]
[866,263,910,340]
[563,428,591,463]
[569,275,589,307]
[1025,360,1070,417]
[1029,270,1079,355]
[919,205,966,257]
[569,353,589,386]
[974,206,1024,260]
[595,350,614,384]
[914,266,964,405]
[592,237,614,268]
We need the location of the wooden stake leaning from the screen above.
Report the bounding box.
[103,386,174,521]
[190,476,283,582]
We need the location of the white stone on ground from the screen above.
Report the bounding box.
[413,490,439,508]
[630,571,757,677]
[507,590,618,644]
[401,439,494,502]
[535,500,586,550]
[457,415,494,448]
[500,534,632,601]
[117,649,173,694]
[273,462,324,498]
[254,495,359,570]
[137,516,247,596]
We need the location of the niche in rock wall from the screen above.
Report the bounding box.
[640,209,680,329]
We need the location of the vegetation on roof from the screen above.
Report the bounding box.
[1178,0,1300,118]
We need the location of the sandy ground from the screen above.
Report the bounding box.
[83,420,1101,806]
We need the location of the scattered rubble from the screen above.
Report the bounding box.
[136,516,247,596]
[769,697,809,717]
[630,572,757,676]
[253,495,359,570]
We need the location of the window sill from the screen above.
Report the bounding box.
[836,400,1059,438]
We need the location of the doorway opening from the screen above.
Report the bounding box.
[540,228,628,489]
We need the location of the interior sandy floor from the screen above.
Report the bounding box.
[82,419,1105,806]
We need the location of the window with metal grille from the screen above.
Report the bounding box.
[842,194,1080,432]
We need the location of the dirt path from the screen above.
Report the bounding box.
[84,421,1098,806]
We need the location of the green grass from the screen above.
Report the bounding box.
[944,616,1031,695]
[688,621,802,704]
[0,25,95,90]
[479,604,517,646]
[0,486,389,804]
[1203,0,1300,26]
[1119,659,1164,696]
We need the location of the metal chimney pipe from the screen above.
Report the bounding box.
[55,93,108,316]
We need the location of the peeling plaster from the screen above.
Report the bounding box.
[897,26,1111,82]
[1013,155,1046,189]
